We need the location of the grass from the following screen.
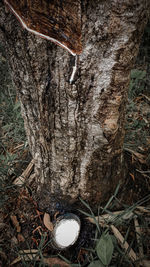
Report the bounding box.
[78,189,150,267]
[124,21,150,152]
[124,68,150,151]
[124,62,150,150]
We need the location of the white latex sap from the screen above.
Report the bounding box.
[54,218,80,248]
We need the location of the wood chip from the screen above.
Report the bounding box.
[43,213,53,232]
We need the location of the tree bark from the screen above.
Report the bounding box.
[0,0,149,212]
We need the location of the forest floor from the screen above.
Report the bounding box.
[0,25,150,267]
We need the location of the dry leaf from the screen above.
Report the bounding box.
[11,236,18,246]
[125,148,146,164]
[11,249,38,265]
[10,215,21,233]
[11,254,70,267]
[0,250,7,260]
[44,257,70,267]
[17,233,25,243]
[132,151,146,164]
[142,260,150,267]
[43,213,53,231]
[130,173,135,181]
[0,223,6,229]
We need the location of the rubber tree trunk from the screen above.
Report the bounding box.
[0,0,149,212]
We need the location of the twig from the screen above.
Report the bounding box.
[87,210,125,226]
[10,249,38,265]
[87,206,150,226]
[136,169,150,180]
[110,224,137,262]
[12,143,24,153]
[13,159,34,186]
[140,93,150,104]
[136,169,150,174]
[134,218,144,266]
[11,251,70,266]
[124,148,146,164]
[136,206,150,213]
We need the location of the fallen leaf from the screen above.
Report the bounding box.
[10,215,21,233]
[11,252,70,267]
[0,223,6,229]
[0,250,7,261]
[11,249,39,265]
[11,236,18,246]
[44,257,71,267]
[132,152,146,164]
[129,173,135,181]
[17,233,25,243]
[43,213,53,231]
[125,148,146,164]
[77,248,89,263]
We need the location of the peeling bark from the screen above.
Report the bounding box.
[0,0,149,212]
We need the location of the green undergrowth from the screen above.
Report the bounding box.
[78,187,150,267]
[9,186,150,267]
[124,21,150,152]
[125,72,150,151]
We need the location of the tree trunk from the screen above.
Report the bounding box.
[0,0,149,212]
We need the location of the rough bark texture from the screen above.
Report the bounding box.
[0,0,149,212]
